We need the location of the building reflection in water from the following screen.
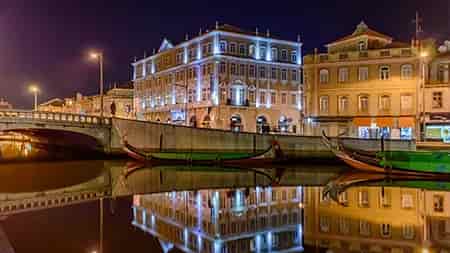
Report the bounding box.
[132,186,304,253]
[132,184,450,253]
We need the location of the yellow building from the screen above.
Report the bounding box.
[303,21,425,139]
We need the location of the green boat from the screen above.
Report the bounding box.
[123,140,281,165]
[322,132,450,175]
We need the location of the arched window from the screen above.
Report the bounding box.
[379,66,390,80]
[319,69,329,84]
[358,95,369,113]
[401,64,413,80]
[338,96,349,113]
[320,96,329,113]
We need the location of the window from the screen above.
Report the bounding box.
[338,96,349,113]
[358,41,366,51]
[260,46,266,59]
[338,191,348,205]
[291,93,297,105]
[271,47,278,61]
[281,69,287,81]
[249,65,256,77]
[379,95,391,111]
[379,66,390,80]
[292,70,298,81]
[249,90,255,103]
[358,95,369,113]
[271,91,276,104]
[402,225,415,239]
[271,190,277,202]
[229,42,237,54]
[401,193,414,209]
[291,50,297,63]
[358,67,369,81]
[259,66,266,78]
[271,68,277,79]
[239,64,246,76]
[339,68,349,82]
[338,217,350,234]
[281,49,288,60]
[260,91,266,104]
[439,64,449,83]
[358,190,369,207]
[401,64,413,79]
[319,216,330,232]
[319,69,329,84]
[434,195,444,212]
[239,44,246,55]
[219,41,227,52]
[401,95,413,111]
[432,92,443,108]
[249,44,255,57]
[176,52,183,64]
[320,96,329,113]
[380,224,391,238]
[219,62,226,74]
[281,93,287,104]
[189,48,196,61]
[230,63,237,75]
[359,221,371,236]
[380,50,390,57]
[380,189,391,208]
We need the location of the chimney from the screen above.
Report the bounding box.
[152,48,156,55]
[215,21,219,29]
[199,28,202,36]
[185,34,189,41]
[297,34,301,43]
[266,29,270,37]
[255,27,259,36]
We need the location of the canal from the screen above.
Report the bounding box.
[0,160,449,253]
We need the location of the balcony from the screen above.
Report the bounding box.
[226,98,250,107]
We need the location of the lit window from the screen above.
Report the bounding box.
[239,64,246,76]
[379,95,391,111]
[219,62,226,74]
[271,68,277,79]
[281,93,287,104]
[401,64,413,80]
[338,67,349,82]
[401,94,413,111]
[359,220,371,236]
[291,93,297,105]
[358,95,369,113]
[401,193,414,209]
[358,67,369,81]
[249,90,255,103]
[358,190,369,207]
[230,63,237,75]
[319,216,330,232]
[259,91,266,104]
[271,47,278,61]
[320,96,329,113]
[434,195,444,212]
[338,191,348,205]
[380,188,391,208]
[379,66,390,80]
[402,225,415,239]
[291,50,297,63]
[271,91,276,104]
[259,66,266,78]
[249,44,255,57]
[260,46,266,59]
[281,49,288,60]
[432,92,443,108]
[292,70,298,81]
[439,64,449,83]
[358,41,366,51]
[338,96,349,113]
[249,65,256,77]
[319,69,329,84]
[338,217,350,234]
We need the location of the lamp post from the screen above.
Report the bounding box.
[90,52,104,120]
[420,51,428,141]
[28,85,39,111]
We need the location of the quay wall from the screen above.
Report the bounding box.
[111,118,415,159]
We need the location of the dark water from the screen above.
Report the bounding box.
[0,160,449,253]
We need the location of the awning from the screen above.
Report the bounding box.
[353,117,371,127]
[398,117,415,128]
[376,117,394,127]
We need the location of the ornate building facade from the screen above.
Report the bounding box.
[303,22,428,139]
[132,24,303,133]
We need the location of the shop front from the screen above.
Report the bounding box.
[425,113,450,142]
[354,117,414,140]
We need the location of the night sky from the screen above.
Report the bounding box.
[0,0,448,109]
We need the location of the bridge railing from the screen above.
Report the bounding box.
[0,110,111,125]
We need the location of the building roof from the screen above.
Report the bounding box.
[39,98,65,107]
[326,21,392,47]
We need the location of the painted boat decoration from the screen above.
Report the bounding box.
[122,140,282,165]
[321,131,450,176]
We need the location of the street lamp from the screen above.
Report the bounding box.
[28,85,39,111]
[90,51,104,120]
[420,51,428,141]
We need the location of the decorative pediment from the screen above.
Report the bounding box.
[158,38,174,53]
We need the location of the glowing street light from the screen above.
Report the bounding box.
[90,51,104,120]
[28,84,39,111]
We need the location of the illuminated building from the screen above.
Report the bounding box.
[132,186,304,252]
[423,41,450,141]
[0,98,13,110]
[303,21,429,139]
[132,23,303,133]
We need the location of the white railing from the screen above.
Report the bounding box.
[0,110,111,125]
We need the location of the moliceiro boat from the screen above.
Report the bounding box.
[123,140,283,165]
[321,131,450,175]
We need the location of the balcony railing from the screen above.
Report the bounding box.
[0,110,111,125]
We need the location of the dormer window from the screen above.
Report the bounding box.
[359,41,366,51]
